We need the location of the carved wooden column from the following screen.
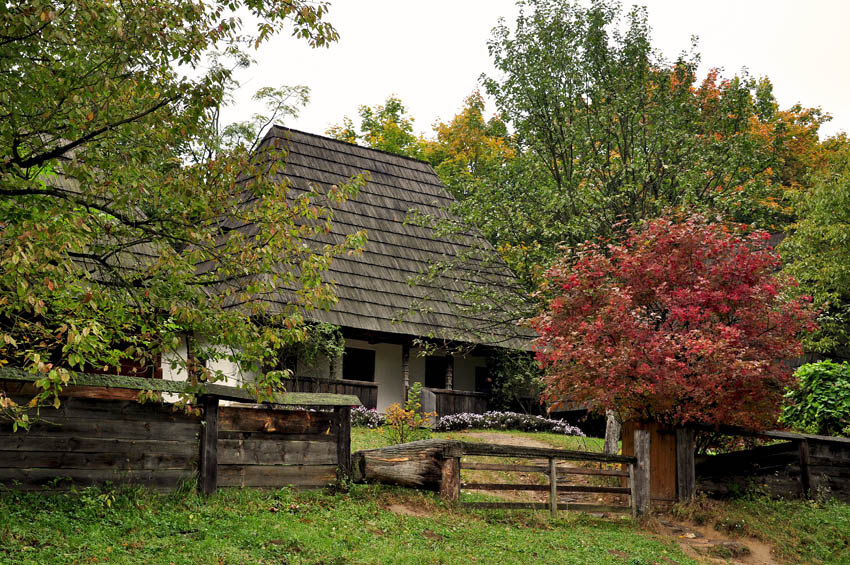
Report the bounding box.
[444,354,454,390]
[402,343,410,399]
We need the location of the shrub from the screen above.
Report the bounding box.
[433,410,584,436]
[384,383,435,445]
[782,361,850,436]
[350,406,384,428]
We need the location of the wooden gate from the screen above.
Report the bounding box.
[457,442,642,516]
[352,432,651,518]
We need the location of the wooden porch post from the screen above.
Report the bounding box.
[444,354,454,390]
[402,343,410,399]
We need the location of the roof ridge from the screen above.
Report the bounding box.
[268,125,437,168]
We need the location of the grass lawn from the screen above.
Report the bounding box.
[0,484,693,564]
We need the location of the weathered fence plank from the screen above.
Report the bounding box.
[217,464,338,488]
[798,439,812,499]
[676,427,696,502]
[199,396,219,495]
[632,429,651,518]
[335,406,352,480]
[461,483,631,494]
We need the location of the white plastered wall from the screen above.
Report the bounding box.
[160,337,258,403]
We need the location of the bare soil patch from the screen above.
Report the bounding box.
[384,503,434,518]
[653,519,778,564]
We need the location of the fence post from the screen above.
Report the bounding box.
[632,428,650,518]
[440,457,460,502]
[798,439,812,499]
[335,406,352,481]
[676,427,696,502]
[199,395,219,495]
[549,457,557,517]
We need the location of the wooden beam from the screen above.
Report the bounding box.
[335,406,352,481]
[461,483,631,494]
[462,502,630,513]
[676,427,696,502]
[199,395,219,495]
[440,457,460,502]
[799,439,812,499]
[549,457,557,517]
[632,428,651,518]
[0,367,362,407]
[461,462,629,477]
[460,442,636,464]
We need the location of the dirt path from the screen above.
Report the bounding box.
[653,519,778,564]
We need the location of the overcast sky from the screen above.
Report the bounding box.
[221,0,850,140]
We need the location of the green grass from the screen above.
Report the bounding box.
[0,484,694,564]
[350,427,603,453]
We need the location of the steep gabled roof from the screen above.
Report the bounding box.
[234,127,532,349]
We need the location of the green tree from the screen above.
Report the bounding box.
[327,96,427,159]
[780,136,850,357]
[482,0,812,244]
[0,1,366,426]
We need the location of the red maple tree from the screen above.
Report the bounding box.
[532,215,817,430]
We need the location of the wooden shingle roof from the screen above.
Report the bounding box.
[254,127,531,349]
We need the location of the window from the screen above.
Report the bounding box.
[342,347,375,382]
[425,356,449,389]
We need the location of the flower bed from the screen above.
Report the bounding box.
[433,411,585,436]
[350,405,384,428]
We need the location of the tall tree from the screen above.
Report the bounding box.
[0,1,365,425]
[482,0,816,244]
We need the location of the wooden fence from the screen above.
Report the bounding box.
[352,431,651,518]
[288,376,378,410]
[421,388,487,418]
[621,420,850,504]
[0,369,358,493]
[694,429,850,501]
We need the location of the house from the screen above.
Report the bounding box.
[164,127,531,413]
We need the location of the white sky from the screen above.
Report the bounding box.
[222,0,850,139]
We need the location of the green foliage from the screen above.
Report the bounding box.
[782,361,850,436]
[484,0,816,241]
[780,137,850,356]
[326,96,427,159]
[0,1,366,423]
[383,382,434,445]
[484,351,544,413]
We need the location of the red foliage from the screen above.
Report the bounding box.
[532,215,817,430]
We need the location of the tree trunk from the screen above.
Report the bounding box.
[351,439,462,491]
[604,410,621,455]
